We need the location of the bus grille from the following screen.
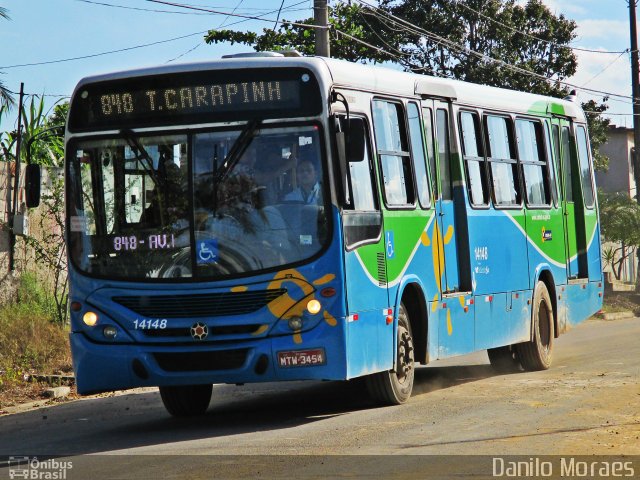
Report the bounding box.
[112,289,287,318]
[153,349,249,372]
[377,252,387,286]
[141,325,264,338]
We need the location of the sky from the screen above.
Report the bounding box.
[0,0,637,132]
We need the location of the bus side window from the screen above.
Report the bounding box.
[423,107,438,200]
[347,119,377,211]
[436,109,452,200]
[545,122,559,207]
[515,119,551,207]
[485,115,521,207]
[372,100,415,207]
[460,111,488,206]
[407,102,431,209]
[575,125,595,208]
[76,152,98,235]
[561,126,573,202]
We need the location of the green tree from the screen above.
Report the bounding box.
[383,0,577,96]
[598,189,640,280]
[583,99,610,172]
[206,0,609,167]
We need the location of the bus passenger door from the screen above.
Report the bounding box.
[431,101,460,293]
[341,115,390,378]
[552,118,586,279]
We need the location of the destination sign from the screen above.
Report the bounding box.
[69,68,322,131]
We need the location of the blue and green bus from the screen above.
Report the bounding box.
[30,54,603,415]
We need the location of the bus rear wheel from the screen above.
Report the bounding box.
[365,303,415,405]
[159,384,212,417]
[516,281,554,371]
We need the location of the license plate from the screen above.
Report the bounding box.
[277,348,326,368]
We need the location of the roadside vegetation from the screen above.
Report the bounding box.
[0,274,72,409]
[0,6,70,408]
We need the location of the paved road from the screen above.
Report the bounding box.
[1,317,638,478]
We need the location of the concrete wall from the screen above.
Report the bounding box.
[596,127,635,197]
[597,126,638,284]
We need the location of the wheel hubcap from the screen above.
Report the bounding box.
[539,300,551,352]
[396,325,414,384]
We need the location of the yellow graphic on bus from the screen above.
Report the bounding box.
[266,268,337,344]
[428,222,455,336]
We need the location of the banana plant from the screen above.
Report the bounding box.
[1,96,66,167]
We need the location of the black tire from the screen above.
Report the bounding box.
[365,303,415,405]
[487,345,522,373]
[159,384,212,417]
[516,281,554,371]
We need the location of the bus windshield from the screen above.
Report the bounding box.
[67,124,328,280]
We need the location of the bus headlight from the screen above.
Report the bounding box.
[83,311,99,326]
[306,299,322,315]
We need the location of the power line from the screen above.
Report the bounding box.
[164,0,312,63]
[6,89,70,98]
[0,30,208,69]
[585,110,637,116]
[165,0,248,64]
[580,51,628,88]
[164,42,203,64]
[73,0,286,15]
[73,0,215,15]
[143,0,325,29]
[218,0,248,29]
[274,0,286,30]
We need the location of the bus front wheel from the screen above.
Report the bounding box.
[365,303,415,405]
[516,281,554,371]
[159,384,212,417]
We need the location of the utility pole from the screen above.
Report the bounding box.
[314,0,330,57]
[629,1,640,203]
[8,82,24,272]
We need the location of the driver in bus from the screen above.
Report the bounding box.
[284,160,322,205]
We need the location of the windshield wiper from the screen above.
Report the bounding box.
[120,129,159,184]
[214,119,262,182]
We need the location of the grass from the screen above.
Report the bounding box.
[0,273,72,408]
[602,290,640,316]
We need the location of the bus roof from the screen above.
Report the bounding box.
[73,56,585,122]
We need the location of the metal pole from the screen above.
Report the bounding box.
[629,1,640,203]
[314,0,330,57]
[8,82,24,272]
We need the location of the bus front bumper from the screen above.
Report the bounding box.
[70,328,346,395]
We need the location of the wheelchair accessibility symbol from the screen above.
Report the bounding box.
[196,239,218,264]
[386,231,395,259]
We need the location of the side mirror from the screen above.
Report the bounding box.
[346,118,365,163]
[25,164,41,208]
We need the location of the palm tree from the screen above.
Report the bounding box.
[0,7,15,111]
